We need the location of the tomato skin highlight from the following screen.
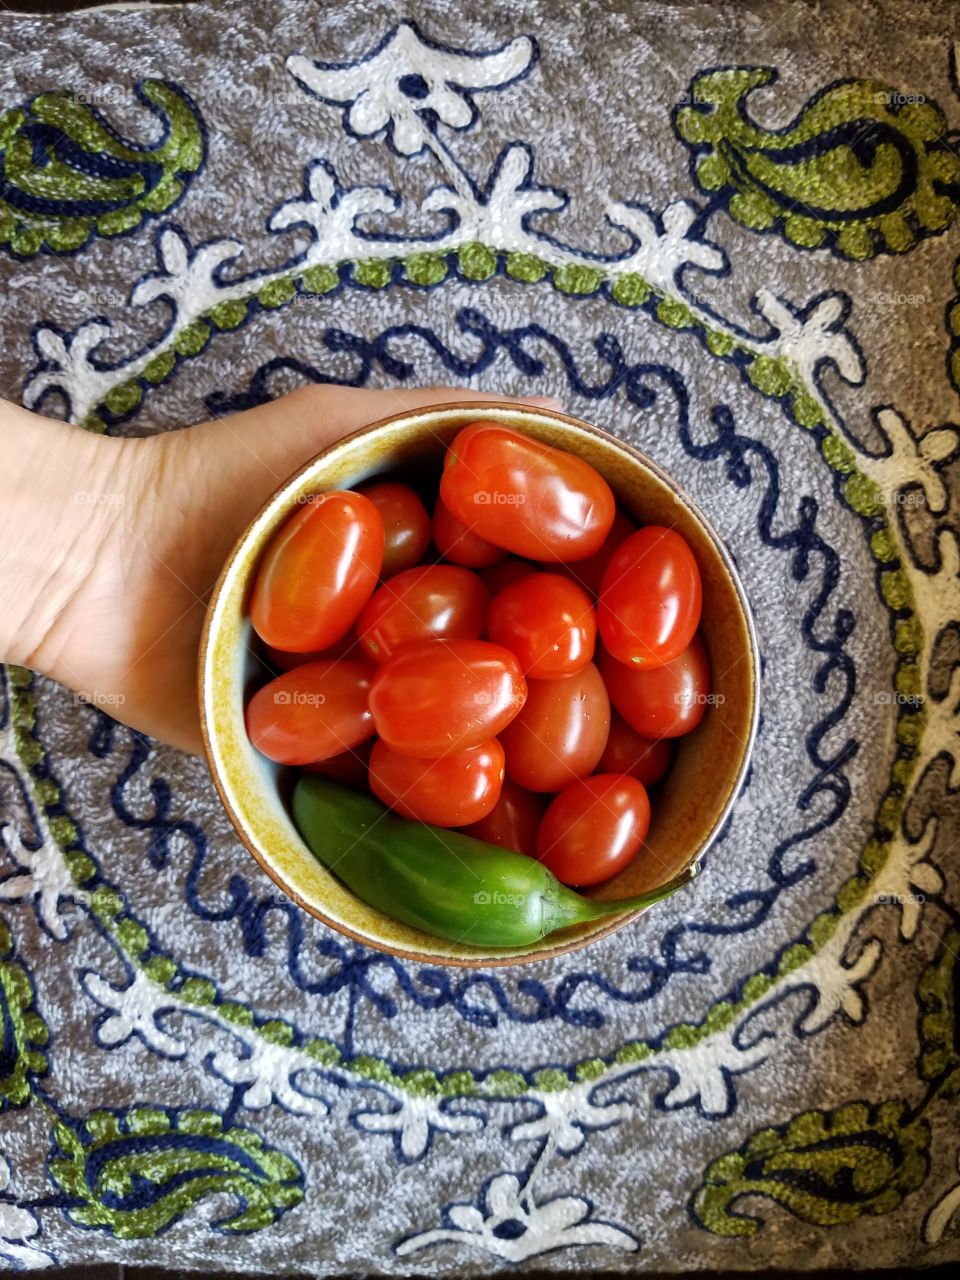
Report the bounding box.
[598,713,672,786]
[357,566,488,664]
[369,738,505,827]
[500,661,610,792]
[600,635,710,739]
[550,509,636,597]
[487,572,596,678]
[440,422,616,561]
[460,777,547,856]
[598,526,702,667]
[250,491,384,652]
[432,499,506,568]
[358,481,431,578]
[369,639,527,757]
[537,773,651,887]
[246,660,375,765]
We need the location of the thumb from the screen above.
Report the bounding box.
[196,384,563,488]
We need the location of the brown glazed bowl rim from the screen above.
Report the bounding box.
[198,401,760,968]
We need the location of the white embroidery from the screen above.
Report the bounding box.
[207,1037,331,1115]
[81,968,186,1056]
[510,1080,631,1153]
[0,1156,52,1269]
[608,199,726,295]
[422,143,565,256]
[354,1095,481,1160]
[924,1150,960,1243]
[755,289,864,387]
[130,226,244,317]
[397,1169,637,1261]
[287,23,535,157]
[269,161,399,264]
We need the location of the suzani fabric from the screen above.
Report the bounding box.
[0,0,959,1270]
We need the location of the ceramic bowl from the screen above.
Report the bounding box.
[199,402,759,967]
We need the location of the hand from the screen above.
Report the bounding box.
[0,387,558,753]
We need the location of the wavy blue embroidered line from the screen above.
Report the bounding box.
[85,310,859,1042]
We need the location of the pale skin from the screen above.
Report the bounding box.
[0,387,559,754]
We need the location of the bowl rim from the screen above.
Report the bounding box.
[198,400,761,967]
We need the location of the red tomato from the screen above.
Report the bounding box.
[550,510,636,597]
[357,481,431,578]
[598,526,702,667]
[262,628,360,672]
[460,778,546,856]
[369,738,504,827]
[432,499,506,568]
[357,566,488,664]
[487,573,596,678]
[537,774,651,886]
[440,422,616,561]
[600,636,710,739]
[598,714,672,787]
[500,662,610,792]
[245,660,375,765]
[250,491,383,651]
[303,736,374,786]
[481,557,538,597]
[369,640,526,757]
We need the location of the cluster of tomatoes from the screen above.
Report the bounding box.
[245,421,710,888]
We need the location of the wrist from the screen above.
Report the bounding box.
[0,403,132,680]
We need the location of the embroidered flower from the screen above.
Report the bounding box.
[130,225,244,315]
[858,407,960,515]
[0,820,80,941]
[607,199,726,295]
[22,319,112,423]
[799,936,883,1032]
[269,159,399,263]
[870,816,944,942]
[654,1031,770,1115]
[208,1036,332,1115]
[510,1079,631,1153]
[354,1093,482,1161]
[421,143,565,253]
[82,968,186,1057]
[754,289,864,387]
[287,22,536,156]
[396,1172,637,1261]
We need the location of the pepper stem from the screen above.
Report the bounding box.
[547,862,700,932]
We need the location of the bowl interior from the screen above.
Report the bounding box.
[199,405,759,966]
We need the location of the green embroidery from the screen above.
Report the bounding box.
[917,928,959,1096]
[49,1107,303,1237]
[692,1101,930,1235]
[694,921,960,1238]
[0,917,49,1108]
[27,222,927,1099]
[674,68,960,258]
[0,80,204,258]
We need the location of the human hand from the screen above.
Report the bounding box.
[0,387,558,754]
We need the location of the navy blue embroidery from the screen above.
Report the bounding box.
[69,308,865,1047]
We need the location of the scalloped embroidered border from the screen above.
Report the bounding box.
[6,243,927,1104]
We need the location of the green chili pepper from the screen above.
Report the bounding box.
[292,775,698,948]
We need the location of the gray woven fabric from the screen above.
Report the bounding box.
[1,0,959,1270]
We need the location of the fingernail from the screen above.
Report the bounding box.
[523,395,563,410]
